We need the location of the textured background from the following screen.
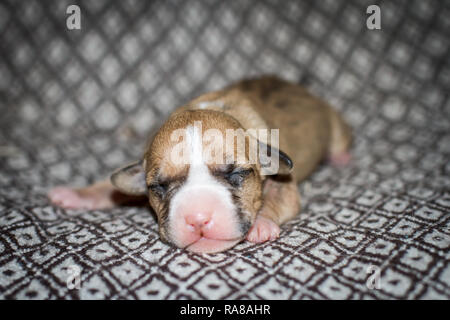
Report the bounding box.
[0,0,449,299]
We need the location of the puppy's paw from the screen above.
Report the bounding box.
[48,186,96,210]
[246,216,280,243]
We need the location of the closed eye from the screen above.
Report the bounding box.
[211,163,235,175]
[148,182,169,198]
[212,166,254,187]
[148,175,186,199]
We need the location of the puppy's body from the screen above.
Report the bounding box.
[49,76,351,253]
[187,76,352,182]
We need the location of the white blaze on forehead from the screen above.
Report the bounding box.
[185,124,204,166]
[181,123,226,188]
[168,124,237,237]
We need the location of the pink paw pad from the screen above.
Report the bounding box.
[329,152,351,167]
[246,216,280,243]
[48,186,95,210]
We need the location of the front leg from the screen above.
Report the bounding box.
[48,180,147,210]
[246,177,301,243]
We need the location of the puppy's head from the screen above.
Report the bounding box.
[111,110,292,253]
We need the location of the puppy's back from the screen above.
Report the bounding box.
[186,76,351,182]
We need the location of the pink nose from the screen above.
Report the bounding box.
[185,211,212,231]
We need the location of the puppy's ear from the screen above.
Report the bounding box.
[110,160,147,195]
[258,141,293,176]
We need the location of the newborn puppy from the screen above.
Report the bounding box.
[48,76,352,253]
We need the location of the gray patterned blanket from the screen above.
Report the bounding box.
[0,0,449,299]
